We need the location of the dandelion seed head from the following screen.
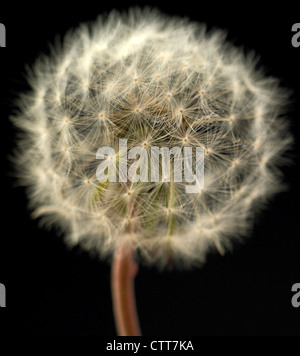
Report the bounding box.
[11,7,292,268]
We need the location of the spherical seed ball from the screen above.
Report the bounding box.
[12,8,292,268]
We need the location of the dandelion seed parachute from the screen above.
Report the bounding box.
[12,8,292,269]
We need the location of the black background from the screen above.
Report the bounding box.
[0,1,300,336]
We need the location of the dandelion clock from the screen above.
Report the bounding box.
[11,8,292,335]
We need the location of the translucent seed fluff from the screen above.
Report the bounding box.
[11,8,292,268]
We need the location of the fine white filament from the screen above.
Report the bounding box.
[12,8,292,268]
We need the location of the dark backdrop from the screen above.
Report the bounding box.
[0,1,300,336]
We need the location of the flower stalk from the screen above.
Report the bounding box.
[111,246,141,336]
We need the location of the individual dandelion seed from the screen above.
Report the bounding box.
[11,7,292,335]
